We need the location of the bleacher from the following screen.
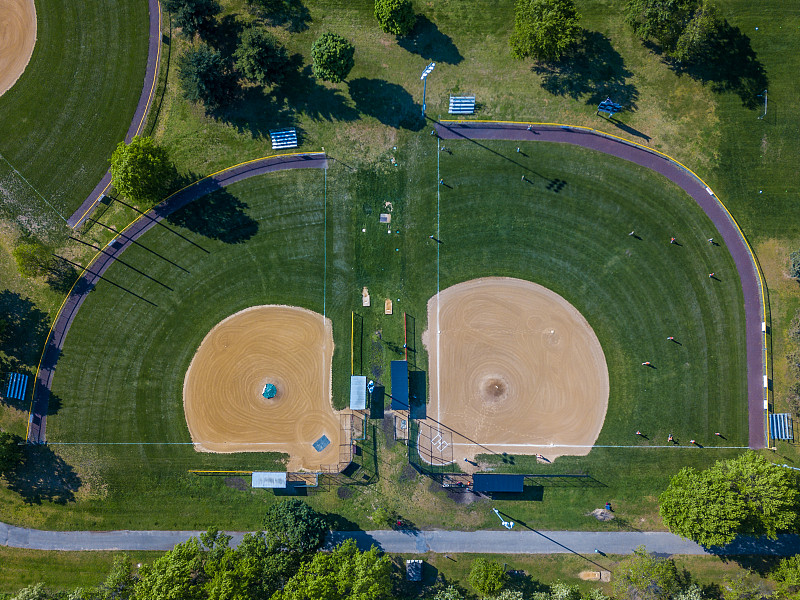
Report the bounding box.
[770,413,794,441]
[269,128,298,150]
[4,372,29,401]
[449,95,475,115]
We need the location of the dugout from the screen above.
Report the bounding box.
[472,473,525,493]
[391,360,409,410]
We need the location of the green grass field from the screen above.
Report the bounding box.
[1,134,741,531]
[0,0,148,231]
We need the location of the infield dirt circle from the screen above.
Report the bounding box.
[422,277,609,469]
[0,0,36,96]
[183,305,345,472]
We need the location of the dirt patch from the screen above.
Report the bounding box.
[589,508,615,521]
[224,477,249,491]
[0,0,36,96]
[183,305,348,471]
[337,486,354,499]
[421,277,609,469]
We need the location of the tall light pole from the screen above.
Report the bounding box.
[421,62,436,117]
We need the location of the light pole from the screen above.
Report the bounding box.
[420,62,436,117]
[492,508,514,530]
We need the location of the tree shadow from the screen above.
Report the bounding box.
[0,290,50,377]
[272,58,360,122]
[205,13,246,61]
[46,260,80,295]
[397,15,463,65]
[668,21,767,108]
[5,444,81,505]
[507,570,549,597]
[532,31,639,109]
[166,188,258,244]
[348,78,424,131]
[250,0,311,33]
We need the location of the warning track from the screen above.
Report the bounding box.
[435,120,766,449]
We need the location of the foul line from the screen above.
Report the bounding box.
[449,443,750,450]
[436,135,441,436]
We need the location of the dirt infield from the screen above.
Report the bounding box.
[183,305,346,471]
[0,0,36,96]
[421,277,608,469]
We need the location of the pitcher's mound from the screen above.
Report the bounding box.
[422,277,609,467]
[183,305,344,471]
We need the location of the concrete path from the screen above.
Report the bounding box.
[28,153,327,443]
[67,0,163,228]
[435,121,766,449]
[2,520,798,555]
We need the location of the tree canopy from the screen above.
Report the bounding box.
[613,546,682,600]
[773,555,800,600]
[790,250,800,280]
[659,451,799,546]
[234,27,289,86]
[274,539,392,600]
[374,0,416,37]
[177,43,235,110]
[164,0,221,39]
[468,558,508,598]
[624,0,722,63]
[12,241,53,278]
[263,499,328,554]
[509,0,582,62]
[109,136,173,206]
[311,32,355,83]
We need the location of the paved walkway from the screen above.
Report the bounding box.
[67,0,163,228]
[27,153,327,443]
[2,521,798,555]
[435,121,765,449]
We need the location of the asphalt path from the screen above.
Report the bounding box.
[2,520,799,555]
[435,121,765,449]
[67,0,162,228]
[27,154,327,443]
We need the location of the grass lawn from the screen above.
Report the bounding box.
[0,0,148,232]
[0,135,742,531]
[0,548,159,595]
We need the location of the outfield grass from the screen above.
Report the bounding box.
[0,0,148,229]
[0,135,741,531]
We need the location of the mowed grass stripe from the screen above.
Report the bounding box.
[436,141,746,448]
[0,0,148,219]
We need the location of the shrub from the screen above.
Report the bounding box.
[374,0,416,36]
[311,32,355,83]
[234,27,289,86]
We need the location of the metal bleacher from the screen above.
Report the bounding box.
[449,95,475,115]
[4,372,29,401]
[269,128,298,150]
[770,413,794,441]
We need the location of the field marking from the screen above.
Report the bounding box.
[436,136,441,436]
[450,443,750,449]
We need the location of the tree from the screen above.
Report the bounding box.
[468,558,508,598]
[12,241,53,278]
[234,27,289,86]
[164,0,221,40]
[509,0,582,62]
[672,1,723,63]
[134,537,206,600]
[109,136,172,206]
[624,0,723,63]
[790,250,800,280]
[262,499,328,554]
[0,431,23,474]
[432,586,464,600]
[374,0,416,36]
[659,451,799,546]
[311,32,355,83]
[722,570,771,600]
[773,555,800,600]
[11,583,54,600]
[613,546,681,600]
[177,43,234,109]
[275,539,392,600]
[99,554,136,600]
